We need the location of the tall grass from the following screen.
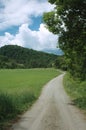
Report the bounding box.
[0,68,61,129]
[64,73,86,110]
[0,91,36,120]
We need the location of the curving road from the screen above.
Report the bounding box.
[12,74,86,130]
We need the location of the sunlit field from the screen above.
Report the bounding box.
[0,68,61,127]
[0,69,60,95]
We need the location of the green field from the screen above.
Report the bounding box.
[0,68,61,128]
[0,69,60,95]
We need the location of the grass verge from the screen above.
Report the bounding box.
[63,73,86,110]
[0,68,61,129]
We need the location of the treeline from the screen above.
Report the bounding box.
[0,45,65,69]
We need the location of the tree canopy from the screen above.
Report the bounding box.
[43,0,86,80]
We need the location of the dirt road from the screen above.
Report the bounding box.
[12,74,86,130]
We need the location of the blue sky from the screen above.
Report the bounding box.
[0,16,42,35]
[29,16,43,31]
[0,0,59,54]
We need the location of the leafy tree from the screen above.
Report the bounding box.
[54,56,68,71]
[43,0,86,80]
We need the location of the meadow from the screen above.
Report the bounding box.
[0,68,61,128]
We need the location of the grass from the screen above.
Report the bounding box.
[0,68,61,129]
[63,73,86,110]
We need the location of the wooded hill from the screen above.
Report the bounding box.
[0,45,59,69]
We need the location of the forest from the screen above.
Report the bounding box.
[0,45,65,69]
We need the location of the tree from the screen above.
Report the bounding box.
[43,0,86,80]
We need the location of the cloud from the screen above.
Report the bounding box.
[0,0,55,31]
[0,0,58,52]
[0,23,58,50]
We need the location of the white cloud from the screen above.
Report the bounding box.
[0,0,55,30]
[0,23,58,50]
[0,0,58,51]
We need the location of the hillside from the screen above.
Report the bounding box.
[0,45,58,69]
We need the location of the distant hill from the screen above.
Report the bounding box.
[0,45,59,69]
[41,48,63,55]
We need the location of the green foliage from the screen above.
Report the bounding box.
[43,0,86,80]
[53,55,68,71]
[64,73,86,109]
[43,11,60,34]
[0,45,58,69]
